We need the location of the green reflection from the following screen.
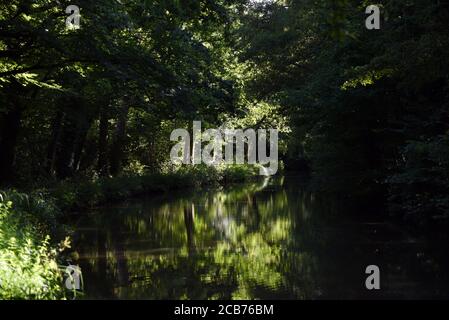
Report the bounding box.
[73,177,319,299]
[72,176,443,299]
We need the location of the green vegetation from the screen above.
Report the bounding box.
[0,165,257,299]
[50,164,260,211]
[237,0,449,221]
[2,0,446,221]
[0,1,262,298]
[0,195,64,299]
[75,178,323,299]
[1,0,448,299]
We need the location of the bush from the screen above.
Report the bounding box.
[0,200,64,299]
[47,165,260,211]
[221,164,259,183]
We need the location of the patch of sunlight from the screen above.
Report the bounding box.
[342,69,394,90]
[14,73,63,90]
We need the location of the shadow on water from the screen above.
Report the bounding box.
[71,176,449,299]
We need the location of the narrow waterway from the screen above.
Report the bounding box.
[71,176,449,299]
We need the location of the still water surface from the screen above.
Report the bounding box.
[72,176,449,299]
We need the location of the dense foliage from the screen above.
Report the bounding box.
[1,0,448,299]
[0,195,64,299]
[238,0,449,220]
[0,0,247,184]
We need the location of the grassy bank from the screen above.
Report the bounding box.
[0,165,259,299]
[48,164,260,211]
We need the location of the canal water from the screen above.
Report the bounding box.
[71,176,449,299]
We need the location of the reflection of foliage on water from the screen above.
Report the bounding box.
[76,178,330,299]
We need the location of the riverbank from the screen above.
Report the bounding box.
[50,165,260,212]
[0,165,259,299]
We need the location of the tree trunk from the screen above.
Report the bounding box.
[72,118,92,173]
[184,204,196,256]
[97,106,109,176]
[110,100,130,176]
[46,110,65,177]
[0,107,22,184]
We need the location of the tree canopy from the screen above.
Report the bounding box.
[1,0,448,220]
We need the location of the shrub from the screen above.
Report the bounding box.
[0,200,64,299]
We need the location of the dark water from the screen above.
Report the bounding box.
[72,176,449,299]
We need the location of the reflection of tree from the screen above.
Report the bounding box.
[114,228,130,288]
[76,177,336,299]
[184,204,196,256]
[246,194,261,231]
[96,229,112,297]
